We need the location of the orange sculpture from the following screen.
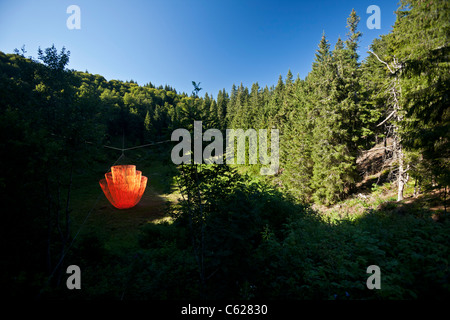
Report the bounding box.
[99,165,148,209]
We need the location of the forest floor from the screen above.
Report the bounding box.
[69,150,178,253]
[313,180,447,223]
[314,138,448,222]
[69,145,447,256]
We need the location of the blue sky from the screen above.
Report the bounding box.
[0,0,399,97]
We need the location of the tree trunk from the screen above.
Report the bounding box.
[413,177,420,198]
[397,147,405,201]
[45,176,53,276]
[369,51,407,203]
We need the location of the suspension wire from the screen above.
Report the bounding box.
[122,129,125,152]
[122,140,172,151]
[36,133,174,298]
[35,150,127,299]
[102,145,124,151]
[51,132,173,153]
[36,192,104,298]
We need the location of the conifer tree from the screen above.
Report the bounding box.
[216,89,229,129]
[307,32,348,204]
[305,11,363,205]
[226,84,238,126]
[249,82,261,128]
[268,75,285,129]
[394,0,450,191]
[230,83,250,129]
[367,0,449,200]
[144,110,151,131]
[280,78,314,201]
[209,99,218,128]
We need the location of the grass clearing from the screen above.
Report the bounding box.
[69,149,178,254]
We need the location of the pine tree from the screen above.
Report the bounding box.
[144,110,151,131]
[258,85,272,129]
[306,13,363,205]
[277,70,295,131]
[268,75,285,129]
[285,69,293,87]
[281,78,315,201]
[249,82,261,128]
[394,0,450,191]
[216,89,229,129]
[201,92,212,121]
[226,84,238,126]
[281,32,335,203]
[205,99,218,129]
[366,0,450,200]
[308,33,346,204]
[230,83,250,129]
[343,9,363,154]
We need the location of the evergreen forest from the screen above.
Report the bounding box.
[1,0,449,301]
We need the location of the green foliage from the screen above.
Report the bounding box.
[252,209,450,300]
[129,164,450,300]
[0,47,107,297]
[396,0,450,188]
[365,0,450,198]
[1,0,449,300]
[138,221,187,250]
[167,163,303,298]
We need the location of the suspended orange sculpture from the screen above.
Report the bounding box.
[99,165,148,209]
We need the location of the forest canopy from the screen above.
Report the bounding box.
[0,0,449,300]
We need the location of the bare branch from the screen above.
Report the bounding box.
[377,110,396,127]
[368,50,395,74]
[361,146,393,153]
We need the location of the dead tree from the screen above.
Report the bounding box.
[369,50,409,201]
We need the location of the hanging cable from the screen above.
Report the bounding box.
[37,133,173,296]
[122,139,172,151]
[36,151,125,299]
[51,132,173,153]
[102,145,125,151]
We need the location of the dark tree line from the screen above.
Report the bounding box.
[0,0,448,299]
